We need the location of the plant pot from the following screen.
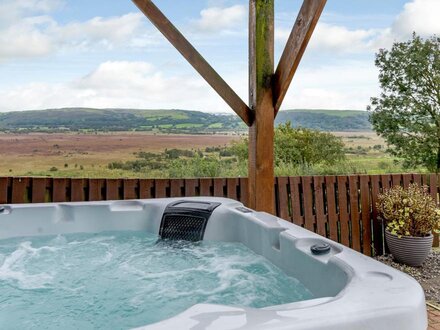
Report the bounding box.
[385,230,433,267]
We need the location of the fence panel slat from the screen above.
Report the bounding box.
[428,174,438,203]
[53,178,67,202]
[213,178,225,197]
[123,179,138,199]
[325,176,338,242]
[155,179,169,198]
[226,178,238,200]
[89,179,104,201]
[337,176,350,247]
[413,173,422,186]
[370,175,383,255]
[290,177,303,226]
[106,179,120,200]
[0,177,9,203]
[302,177,315,232]
[402,174,412,188]
[277,177,289,221]
[170,179,184,197]
[391,174,402,187]
[360,175,372,255]
[12,177,29,203]
[139,179,154,199]
[239,178,249,206]
[314,176,326,237]
[200,178,213,196]
[349,176,361,252]
[381,174,392,190]
[422,174,429,186]
[71,179,86,202]
[32,178,47,203]
[185,179,198,197]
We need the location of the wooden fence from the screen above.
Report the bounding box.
[1,173,438,256]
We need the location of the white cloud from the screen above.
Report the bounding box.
[371,0,440,50]
[0,59,379,112]
[0,4,157,60]
[50,13,148,50]
[0,16,53,59]
[309,23,379,53]
[0,0,61,26]
[0,61,236,112]
[276,23,379,54]
[192,5,246,33]
[276,0,440,55]
[281,61,379,110]
[392,0,440,38]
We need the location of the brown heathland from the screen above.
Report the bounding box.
[0,132,239,177]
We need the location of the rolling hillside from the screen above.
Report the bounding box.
[275,109,371,131]
[0,108,371,132]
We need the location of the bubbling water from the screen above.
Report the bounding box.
[0,231,313,329]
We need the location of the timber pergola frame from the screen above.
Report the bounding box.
[132,0,326,213]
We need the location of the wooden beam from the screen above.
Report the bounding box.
[273,0,326,116]
[248,0,275,213]
[132,0,254,126]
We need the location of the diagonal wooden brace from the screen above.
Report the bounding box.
[132,0,254,126]
[273,0,326,116]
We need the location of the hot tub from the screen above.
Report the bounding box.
[0,197,427,329]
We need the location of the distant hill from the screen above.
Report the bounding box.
[276,109,371,131]
[0,108,245,133]
[0,108,371,133]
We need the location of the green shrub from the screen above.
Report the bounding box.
[377,183,440,237]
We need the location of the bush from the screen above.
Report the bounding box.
[168,156,221,178]
[229,123,346,167]
[275,123,346,166]
[49,167,58,172]
[165,148,195,159]
[378,161,390,170]
[377,183,440,237]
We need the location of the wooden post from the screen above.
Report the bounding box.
[133,0,325,213]
[248,0,275,213]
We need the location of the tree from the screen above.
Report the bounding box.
[274,122,345,166]
[228,122,346,167]
[369,34,440,172]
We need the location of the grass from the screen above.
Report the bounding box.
[175,123,204,128]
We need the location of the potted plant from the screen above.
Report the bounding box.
[377,183,440,267]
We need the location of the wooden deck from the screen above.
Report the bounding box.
[428,304,440,329]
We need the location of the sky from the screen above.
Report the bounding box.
[0,0,439,113]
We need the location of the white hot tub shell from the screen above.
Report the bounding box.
[0,197,428,330]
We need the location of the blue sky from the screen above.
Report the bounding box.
[0,0,439,113]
